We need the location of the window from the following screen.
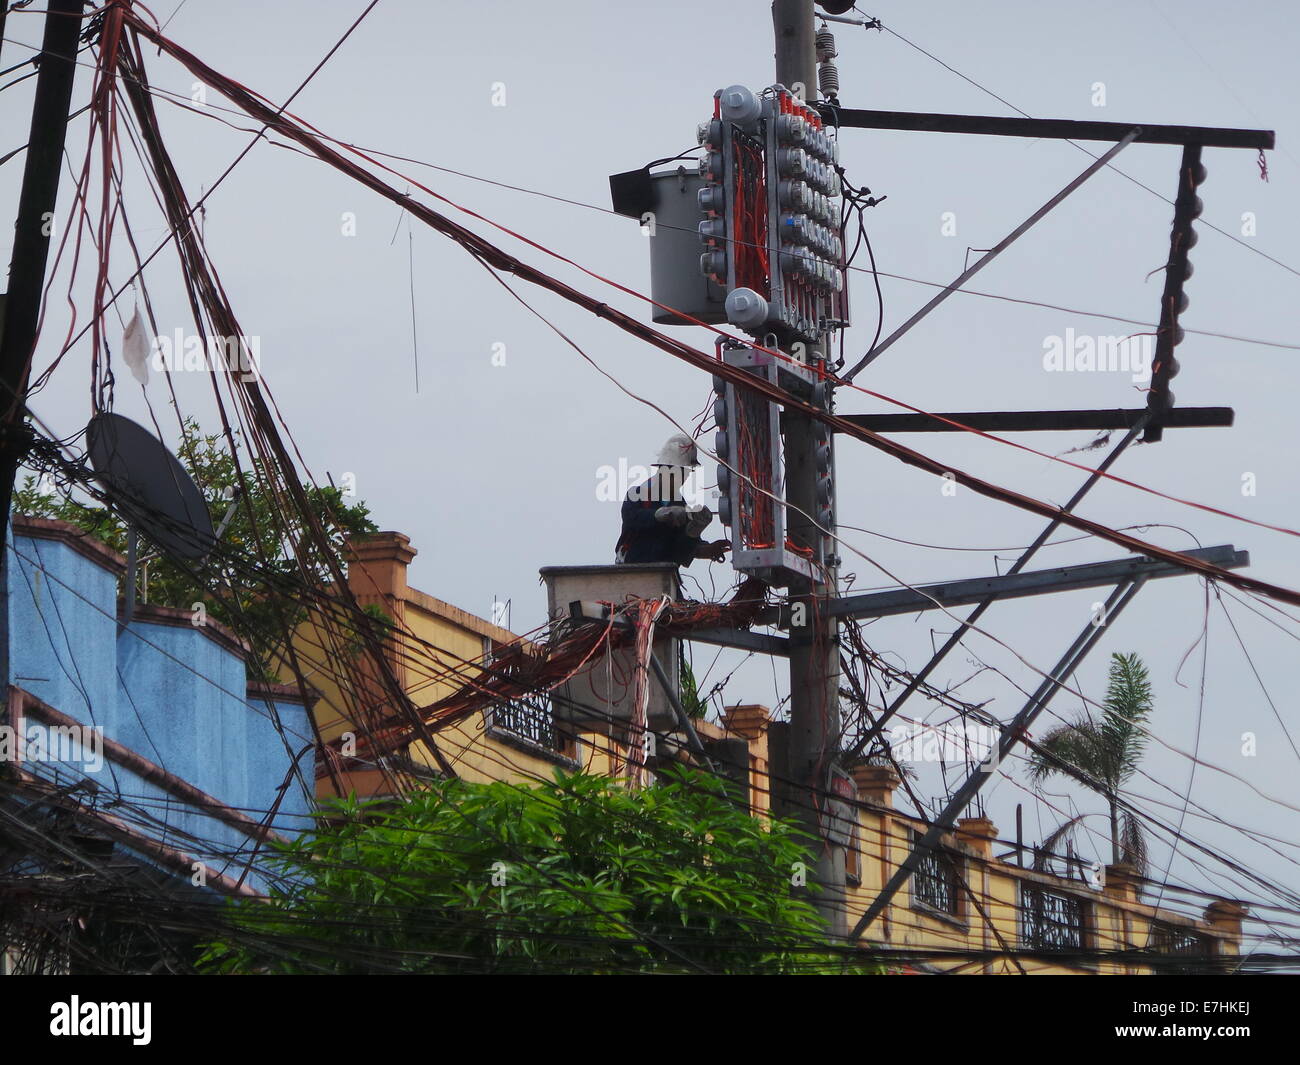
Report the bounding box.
[911,833,962,917]
[845,821,862,887]
[481,637,572,760]
[488,693,567,754]
[1148,921,1214,973]
[1021,884,1090,951]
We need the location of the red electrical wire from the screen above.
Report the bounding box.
[104,14,1300,544]
[116,12,1300,610]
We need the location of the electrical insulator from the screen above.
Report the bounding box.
[713,396,728,426]
[698,218,726,243]
[718,84,762,128]
[697,185,723,213]
[717,466,731,494]
[700,250,727,279]
[818,60,840,99]
[815,27,837,62]
[1144,150,1205,442]
[725,287,770,329]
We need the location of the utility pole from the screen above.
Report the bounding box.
[772,0,847,938]
[0,0,85,545]
[0,0,85,682]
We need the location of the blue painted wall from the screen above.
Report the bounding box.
[5,522,316,894]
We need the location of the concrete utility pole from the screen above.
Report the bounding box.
[772,0,847,937]
[0,0,85,683]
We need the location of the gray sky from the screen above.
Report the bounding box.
[4,0,1299,946]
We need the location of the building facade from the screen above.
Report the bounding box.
[2,516,316,972]
[301,529,1244,973]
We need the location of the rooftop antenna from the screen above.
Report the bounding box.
[86,413,215,625]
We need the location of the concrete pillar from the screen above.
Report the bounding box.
[723,703,771,739]
[956,816,998,858]
[1104,862,1141,904]
[850,763,901,808]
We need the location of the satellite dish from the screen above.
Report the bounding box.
[87,412,216,562]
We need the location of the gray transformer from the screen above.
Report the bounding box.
[646,169,728,327]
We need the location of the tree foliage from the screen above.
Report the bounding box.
[14,418,377,679]
[679,655,707,719]
[1028,651,1153,874]
[198,767,870,974]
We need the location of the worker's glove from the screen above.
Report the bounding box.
[684,504,712,537]
[701,539,729,562]
[655,505,690,528]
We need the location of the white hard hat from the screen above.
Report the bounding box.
[653,433,700,468]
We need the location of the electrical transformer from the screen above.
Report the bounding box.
[609,82,848,589]
[698,84,845,587]
[712,343,833,587]
[698,83,849,349]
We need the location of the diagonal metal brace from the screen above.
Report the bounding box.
[842,128,1141,380]
[848,579,1145,941]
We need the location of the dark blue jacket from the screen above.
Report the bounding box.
[616,477,697,565]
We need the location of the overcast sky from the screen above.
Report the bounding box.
[3,1,1298,945]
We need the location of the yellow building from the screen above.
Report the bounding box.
[287,531,612,797]
[288,530,1244,973]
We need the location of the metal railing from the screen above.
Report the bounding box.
[488,694,565,755]
[1022,885,1088,950]
[912,841,960,915]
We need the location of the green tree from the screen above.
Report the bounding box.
[13,418,377,679]
[1028,651,1153,875]
[198,767,868,974]
[679,655,707,719]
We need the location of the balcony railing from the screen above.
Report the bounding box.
[488,694,566,756]
[1148,921,1215,972]
[1022,884,1088,951]
[912,840,961,916]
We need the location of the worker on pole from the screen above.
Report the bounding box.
[615,434,729,566]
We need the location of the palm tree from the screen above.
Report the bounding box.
[1028,651,1153,876]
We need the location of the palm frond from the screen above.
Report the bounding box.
[1119,808,1149,879]
[1101,652,1153,785]
[1026,717,1109,785]
[1032,813,1089,873]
